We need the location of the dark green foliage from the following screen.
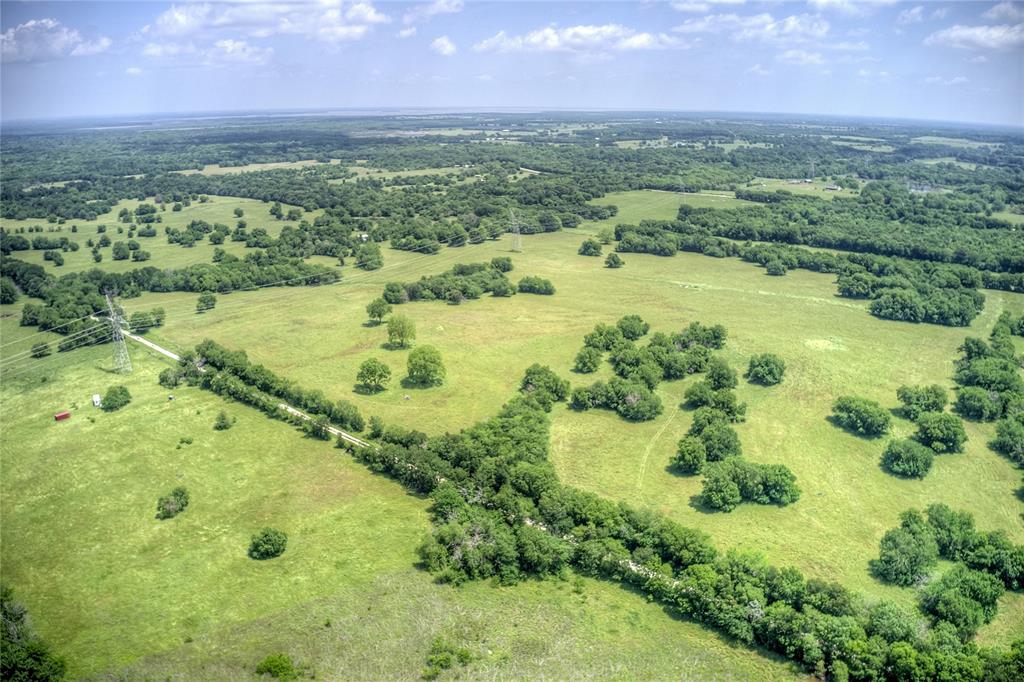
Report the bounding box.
[881,438,934,478]
[920,565,1004,639]
[354,241,383,270]
[705,357,737,390]
[519,364,569,410]
[490,256,513,272]
[255,653,298,680]
[573,346,602,373]
[517,276,555,295]
[422,638,472,680]
[1,584,67,681]
[616,314,649,341]
[915,411,967,453]
[990,414,1024,465]
[896,384,948,421]
[407,346,445,387]
[213,410,234,430]
[583,323,624,351]
[30,342,50,359]
[155,486,190,520]
[765,260,787,276]
[955,387,1003,421]
[569,378,663,421]
[604,252,624,268]
[101,385,131,412]
[673,435,707,474]
[385,262,518,303]
[578,238,602,256]
[196,292,216,313]
[366,297,391,324]
[675,321,727,350]
[248,528,288,560]
[871,510,939,586]
[700,459,800,511]
[0,276,17,304]
[831,396,891,436]
[746,353,785,385]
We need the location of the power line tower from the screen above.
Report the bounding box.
[508,208,522,253]
[808,159,816,181]
[105,292,132,374]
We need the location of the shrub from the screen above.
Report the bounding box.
[30,342,50,358]
[896,384,948,421]
[604,252,624,268]
[101,385,131,412]
[517,276,555,295]
[706,357,737,390]
[573,346,602,373]
[196,292,216,313]
[248,528,288,560]
[881,438,934,478]
[422,637,472,680]
[616,314,649,341]
[831,396,891,436]
[746,353,786,385]
[213,411,234,430]
[765,260,787,276]
[954,387,1003,421]
[490,256,513,272]
[872,525,938,586]
[578,239,602,256]
[519,364,569,409]
[255,653,298,680]
[990,414,1024,464]
[915,412,967,453]
[155,486,190,519]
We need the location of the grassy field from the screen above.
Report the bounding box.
[831,140,895,153]
[993,209,1024,225]
[0,196,304,274]
[0,316,799,681]
[329,165,471,184]
[911,136,1001,149]
[3,186,1023,677]
[100,227,1024,642]
[574,189,751,237]
[749,177,858,200]
[917,157,979,170]
[174,159,341,175]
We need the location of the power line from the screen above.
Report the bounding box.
[106,292,132,374]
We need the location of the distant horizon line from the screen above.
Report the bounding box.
[3,106,1022,133]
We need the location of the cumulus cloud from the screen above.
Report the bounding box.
[125,66,143,76]
[924,75,969,85]
[210,38,273,64]
[897,6,924,24]
[430,35,457,55]
[807,0,898,16]
[776,48,824,65]
[146,1,390,43]
[983,2,1024,22]
[397,27,417,38]
[746,62,772,75]
[924,23,1024,49]
[1,18,111,62]
[474,24,680,54]
[673,13,829,43]
[404,0,464,25]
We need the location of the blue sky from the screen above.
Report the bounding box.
[1,1,1022,125]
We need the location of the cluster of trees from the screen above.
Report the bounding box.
[831,396,891,436]
[570,377,663,421]
[1,585,67,681]
[382,259,517,304]
[3,253,337,347]
[155,486,190,520]
[194,339,365,432]
[700,458,801,512]
[873,504,1024,639]
[516,276,556,295]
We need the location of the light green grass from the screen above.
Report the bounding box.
[173,159,341,175]
[749,177,858,200]
[917,157,979,170]
[332,165,470,183]
[0,314,799,681]
[0,195,306,274]
[831,140,895,153]
[115,230,1024,646]
[993,209,1024,225]
[911,136,1000,149]
[575,189,752,237]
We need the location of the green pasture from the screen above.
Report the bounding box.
[917,157,979,170]
[748,177,858,200]
[174,159,341,175]
[911,136,1001,149]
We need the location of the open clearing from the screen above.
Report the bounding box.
[917,157,979,170]
[911,136,1001,149]
[749,177,858,200]
[174,159,341,175]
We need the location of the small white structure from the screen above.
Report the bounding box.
[92,394,102,407]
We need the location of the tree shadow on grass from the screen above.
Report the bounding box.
[687,494,723,514]
[353,384,386,396]
[380,341,411,351]
[362,320,383,328]
[399,377,441,390]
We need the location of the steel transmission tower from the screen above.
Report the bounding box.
[105,292,133,374]
[509,208,522,253]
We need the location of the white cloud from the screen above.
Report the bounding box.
[777,48,824,65]
[475,25,680,54]
[828,40,869,50]
[932,8,948,20]
[125,66,143,76]
[146,1,389,44]
[430,35,457,55]
[671,0,746,13]
[807,0,898,16]
[983,2,1024,22]
[924,23,1024,49]
[404,0,464,25]
[897,6,924,24]
[210,39,273,64]
[1,18,111,62]
[397,27,417,38]
[475,73,493,81]
[746,62,772,75]
[143,42,196,58]
[968,54,989,62]
[673,13,829,43]
[924,74,969,85]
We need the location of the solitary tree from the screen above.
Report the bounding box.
[155,487,190,519]
[406,345,445,386]
[101,385,132,412]
[196,292,217,313]
[366,297,392,325]
[386,315,416,348]
[604,252,624,268]
[357,358,391,392]
[248,528,288,560]
[213,411,234,431]
[578,239,602,257]
[30,342,51,359]
[747,353,786,385]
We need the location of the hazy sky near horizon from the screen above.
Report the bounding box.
[1,0,1021,125]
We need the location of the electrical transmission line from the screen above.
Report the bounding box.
[508,208,522,253]
[105,292,133,374]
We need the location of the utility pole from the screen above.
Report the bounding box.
[509,208,522,253]
[105,292,132,374]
